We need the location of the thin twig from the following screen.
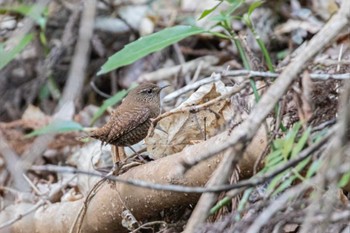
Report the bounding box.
[223,70,350,80]
[163,72,223,103]
[70,176,107,233]
[130,221,167,233]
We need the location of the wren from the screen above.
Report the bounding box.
[89,83,167,147]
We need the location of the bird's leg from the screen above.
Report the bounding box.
[118,146,127,161]
[110,145,127,175]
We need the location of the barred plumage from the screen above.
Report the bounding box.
[89,83,166,146]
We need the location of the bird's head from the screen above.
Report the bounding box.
[126,83,169,104]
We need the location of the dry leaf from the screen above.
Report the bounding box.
[146,81,235,159]
[283,223,299,232]
[67,142,112,195]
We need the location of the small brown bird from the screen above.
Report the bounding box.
[89,83,167,147]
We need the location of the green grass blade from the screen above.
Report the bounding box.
[306,159,321,178]
[0,33,33,70]
[291,127,311,157]
[248,1,264,16]
[198,1,223,20]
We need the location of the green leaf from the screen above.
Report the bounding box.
[0,4,47,28]
[98,25,205,75]
[210,13,230,23]
[291,127,311,157]
[294,157,311,173]
[210,196,230,215]
[248,1,264,16]
[242,14,252,28]
[272,174,295,196]
[90,89,129,125]
[267,170,288,193]
[292,157,311,181]
[227,0,244,14]
[237,188,253,213]
[339,172,350,188]
[198,1,223,20]
[225,0,238,3]
[270,157,310,196]
[210,1,243,23]
[265,150,283,167]
[272,138,284,150]
[306,159,321,178]
[25,120,83,138]
[265,153,283,169]
[0,33,33,70]
[282,123,301,159]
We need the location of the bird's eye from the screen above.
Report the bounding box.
[147,89,153,94]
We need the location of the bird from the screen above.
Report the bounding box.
[89,82,168,148]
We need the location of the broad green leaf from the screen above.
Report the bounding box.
[90,89,128,125]
[198,1,223,20]
[25,120,83,138]
[98,25,205,75]
[0,33,33,70]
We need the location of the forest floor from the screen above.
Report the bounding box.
[0,0,350,233]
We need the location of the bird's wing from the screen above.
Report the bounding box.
[105,106,151,144]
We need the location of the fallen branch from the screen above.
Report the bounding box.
[0,120,268,233]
